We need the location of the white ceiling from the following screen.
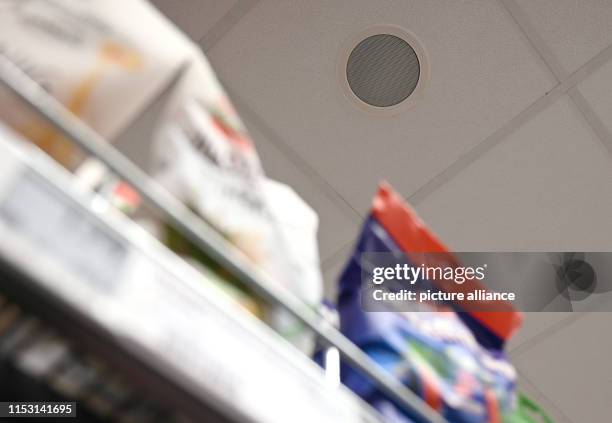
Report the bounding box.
[149,0,237,44]
[148,1,612,421]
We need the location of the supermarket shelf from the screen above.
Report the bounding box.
[0,54,448,423]
[0,132,384,423]
[0,244,228,423]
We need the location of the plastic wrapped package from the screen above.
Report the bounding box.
[152,98,323,353]
[337,183,523,423]
[0,0,325,352]
[73,158,141,214]
[0,0,194,167]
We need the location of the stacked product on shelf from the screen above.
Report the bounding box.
[0,123,382,423]
[0,293,185,423]
[0,0,324,354]
[0,0,194,168]
[334,183,553,423]
[151,98,323,353]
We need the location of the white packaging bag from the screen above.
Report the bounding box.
[0,0,193,166]
[153,98,323,352]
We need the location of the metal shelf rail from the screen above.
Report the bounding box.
[0,131,382,423]
[0,54,447,423]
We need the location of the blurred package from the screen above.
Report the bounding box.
[0,0,325,353]
[0,0,195,167]
[152,98,323,352]
[74,158,141,214]
[336,183,525,422]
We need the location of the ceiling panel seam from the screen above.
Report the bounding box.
[499,0,612,161]
[408,81,565,205]
[321,239,355,271]
[567,88,612,157]
[199,0,612,217]
[223,85,365,223]
[408,4,612,206]
[498,0,566,80]
[508,314,585,357]
[507,295,612,418]
[198,0,259,52]
[514,368,575,423]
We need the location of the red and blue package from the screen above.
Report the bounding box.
[337,183,522,423]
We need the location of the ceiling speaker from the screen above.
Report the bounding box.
[346,34,420,107]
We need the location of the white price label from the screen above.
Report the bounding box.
[0,171,127,291]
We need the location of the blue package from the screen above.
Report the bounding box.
[336,184,521,423]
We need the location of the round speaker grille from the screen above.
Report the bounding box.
[346,34,420,107]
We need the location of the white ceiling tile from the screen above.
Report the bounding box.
[576,57,612,136]
[238,109,360,263]
[507,312,575,353]
[149,0,237,41]
[415,96,612,251]
[512,313,612,422]
[207,0,555,215]
[511,0,612,74]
